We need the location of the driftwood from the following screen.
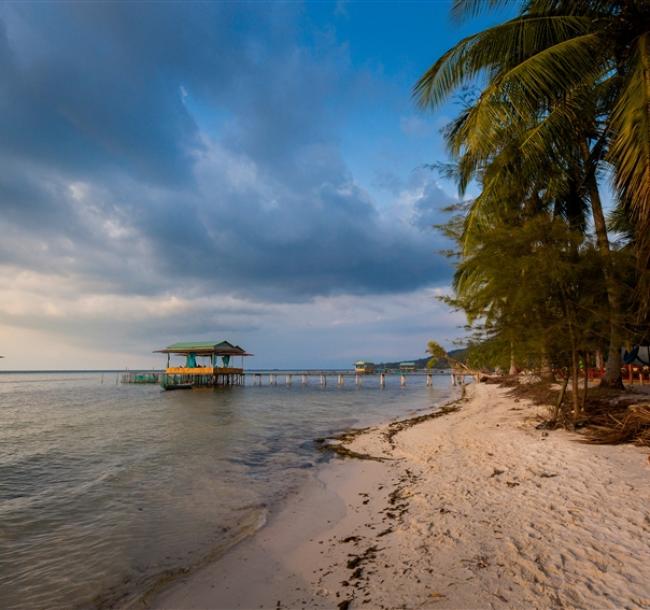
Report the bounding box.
[504,379,650,446]
[581,403,650,447]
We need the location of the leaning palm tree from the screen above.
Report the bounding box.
[416,0,649,387]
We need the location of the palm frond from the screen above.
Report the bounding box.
[459,33,605,156]
[608,32,650,260]
[451,0,519,22]
[414,15,593,109]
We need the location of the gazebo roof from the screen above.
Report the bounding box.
[154,340,253,356]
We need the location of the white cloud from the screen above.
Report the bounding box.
[399,114,434,137]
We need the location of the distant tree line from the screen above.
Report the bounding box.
[377,348,468,371]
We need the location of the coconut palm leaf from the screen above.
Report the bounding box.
[414,15,593,108]
[609,32,650,259]
[451,0,518,22]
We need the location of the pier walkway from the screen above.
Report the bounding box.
[121,369,460,388]
[245,370,451,387]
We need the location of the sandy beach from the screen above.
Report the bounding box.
[150,383,650,610]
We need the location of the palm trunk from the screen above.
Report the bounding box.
[581,142,623,389]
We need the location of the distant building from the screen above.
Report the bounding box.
[355,360,376,374]
[399,361,416,372]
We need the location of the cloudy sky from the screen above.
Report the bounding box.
[0,1,506,370]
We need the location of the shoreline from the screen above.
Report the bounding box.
[149,383,650,609]
[138,386,460,609]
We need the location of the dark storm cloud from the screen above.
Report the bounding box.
[0,2,452,301]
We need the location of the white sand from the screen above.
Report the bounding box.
[150,383,650,610]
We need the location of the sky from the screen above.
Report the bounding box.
[0,1,510,370]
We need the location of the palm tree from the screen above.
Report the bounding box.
[416,0,649,387]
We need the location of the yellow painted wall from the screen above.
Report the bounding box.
[165,367,244,375]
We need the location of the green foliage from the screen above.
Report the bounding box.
[425,340,447,363]
[416,0,650,276]
[416,0,650,395]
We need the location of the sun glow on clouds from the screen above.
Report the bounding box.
[0,265,463,369]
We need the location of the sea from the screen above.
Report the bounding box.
[0,371,453,610]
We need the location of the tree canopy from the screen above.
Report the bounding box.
[417,0,649,414]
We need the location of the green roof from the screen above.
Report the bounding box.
[166,341,226,350]
[154,340,252,356]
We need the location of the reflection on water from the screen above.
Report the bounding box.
[0,372,451,609]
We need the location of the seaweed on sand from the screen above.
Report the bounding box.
[382,404,461,448]
[316,391,465,460]
[314,427,388,462]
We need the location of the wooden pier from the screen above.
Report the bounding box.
[245,369,450,388]
[119,338,467,390]
[121,368,456,389]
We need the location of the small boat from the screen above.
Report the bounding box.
[161,381,193,391]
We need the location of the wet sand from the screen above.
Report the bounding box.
[150,383,650,610]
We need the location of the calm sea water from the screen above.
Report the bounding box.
[0,371,452,610]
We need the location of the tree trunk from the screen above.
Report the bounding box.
[581,351,589,414]
[509,340,518,376]
[569,328,580,421]
[539,349,554,381]
[581,141,623,389]
[552,374,570,425]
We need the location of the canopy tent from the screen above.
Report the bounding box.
[623,345,650,366]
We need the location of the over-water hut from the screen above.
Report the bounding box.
[154,340,253,389]
[354,360,376,374]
